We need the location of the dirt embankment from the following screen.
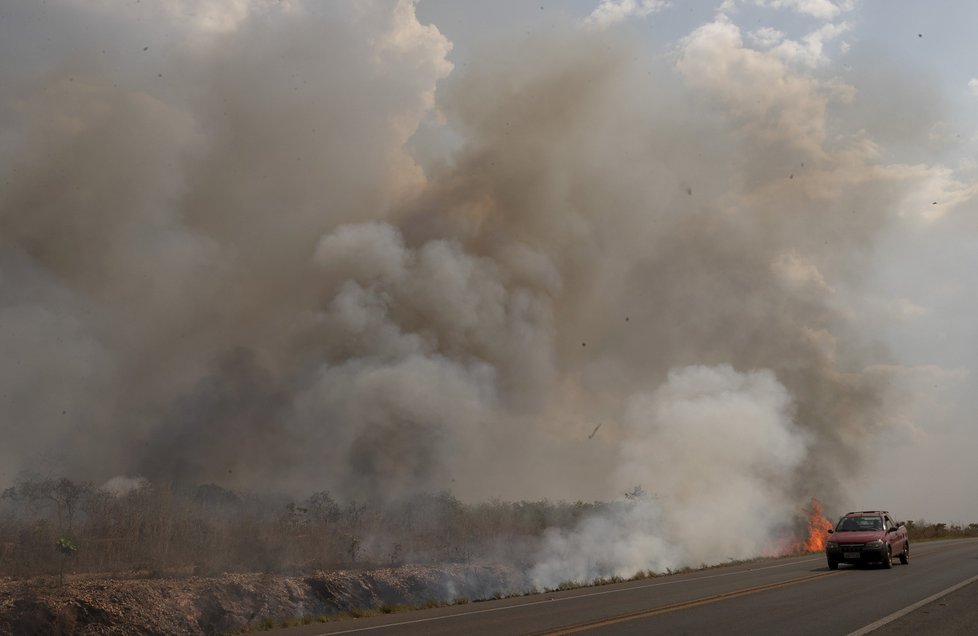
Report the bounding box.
[0,564,524,635]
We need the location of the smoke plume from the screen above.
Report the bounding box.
[0,0,960,578]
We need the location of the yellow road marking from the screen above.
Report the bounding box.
[542,571,842,635]
[315,540,976,635]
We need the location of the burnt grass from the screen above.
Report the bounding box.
[0,479,591,634]
[0,564,525,635]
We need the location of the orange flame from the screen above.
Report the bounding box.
[801,497,833,552]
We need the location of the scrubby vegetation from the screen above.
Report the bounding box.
[0,475,605,578]
[4,475,976,582]
[905,520,978,541]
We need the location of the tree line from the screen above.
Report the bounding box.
[5,476,975,580]
[904,519,978,541]
[0,476,603,578]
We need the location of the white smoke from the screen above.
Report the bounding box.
[618,366,808,558]
[101,475,149,496]
[530,365,808,588]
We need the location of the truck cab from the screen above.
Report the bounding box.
[825,511,909,570]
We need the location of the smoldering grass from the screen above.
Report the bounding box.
[590,575,625,586]
[228,555,832,636]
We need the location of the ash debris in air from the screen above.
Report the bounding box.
[0,0,946,581]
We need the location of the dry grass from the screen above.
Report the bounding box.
[0,476,604,579]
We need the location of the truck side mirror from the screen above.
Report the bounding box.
[827,529,833,534]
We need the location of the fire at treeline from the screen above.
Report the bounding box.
[3,476,975,585]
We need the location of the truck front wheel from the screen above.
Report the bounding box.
[882,546,893,569]
[827,558,839,570]
[899,542,910,565]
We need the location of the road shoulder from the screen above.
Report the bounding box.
[860,577,978,636]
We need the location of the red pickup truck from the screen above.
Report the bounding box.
[825,511,909,570]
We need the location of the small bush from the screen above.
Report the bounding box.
[345,608,379,619]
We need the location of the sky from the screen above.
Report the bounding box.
[1,0,977,530]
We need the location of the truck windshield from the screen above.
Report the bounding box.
[837,516,882,532]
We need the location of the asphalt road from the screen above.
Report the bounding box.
[273,538,978,636]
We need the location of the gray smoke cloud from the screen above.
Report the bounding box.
[0,0,963,576]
